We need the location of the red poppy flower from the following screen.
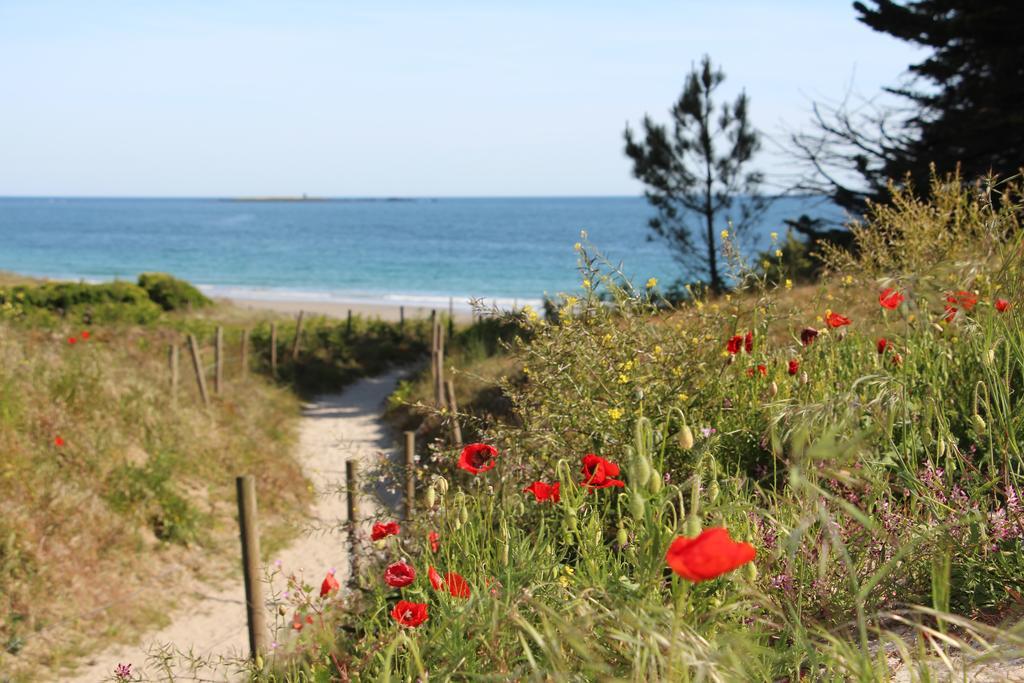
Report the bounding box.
[428,565,443,590]
[443,572,470,598]
[320,571,340,597]
[458,443,498,474]
[996,298,1011,313]
[787,359,799,376]
[891,353,903,367]
[580,454,625,490]
[371,521,400,541]
[384,562,416,588]
[291,613,304,631]
[726,335,743,355]
[800,327,818,346]
[523,481,560,503]
[665,527,756,582]
[54,435,65,447]
[877,338,888,354]
[429,531,440,553]
[67,337,77,345]
[825,311,851,328]
[744,332,754,353]
[745,364,767,378]
[80,331,91,340]
[390,600,428,627]
[879,288,904,310]
[947,290,978,311]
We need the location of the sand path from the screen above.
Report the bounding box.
[66,370,404,682]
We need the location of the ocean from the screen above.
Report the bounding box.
[0,196,842,309]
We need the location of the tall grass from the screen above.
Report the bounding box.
[261,173,1024,681]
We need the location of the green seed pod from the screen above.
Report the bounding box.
[743,562,758,582]
[648,469,663,494]
[629,490,646,519]
[501,542,509,567]
[972,414,987,434]
[566,508,578,532]
[678,425,695,450]
[425,485,436,509]
[707,480,720,505]
[616,526,629,548]
[684,514,701,537]
[937,437,946,458]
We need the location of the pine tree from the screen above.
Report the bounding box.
[625,55,765,293]
[792,0,1024,214]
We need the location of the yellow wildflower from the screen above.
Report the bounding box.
[653,345,663,355]
[583,279,591,289]
[774,249,783,258]
[770,231,778,241]
[785,278,793,290]
[574,242,582,251]
[720,229,729,240]
[646,277,657,289]
[607,407,623,421]
[618,374,629,384]
[678,393,689,402]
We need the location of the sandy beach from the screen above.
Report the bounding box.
[224,297,484,323]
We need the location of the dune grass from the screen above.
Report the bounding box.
[258,173,1024,681]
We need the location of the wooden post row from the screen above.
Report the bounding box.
[236,475,267,659]
[448,297,454,339]
[270,323,278,376]
[435,318,446,407]
[187,334,210,407]
[346,309,352,336]
[291,310,304,360]
[215,326,224,394]
[399,305,405,330]
[404,431,416,520]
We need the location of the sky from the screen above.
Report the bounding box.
[0,1,922,197]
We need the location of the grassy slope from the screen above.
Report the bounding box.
[0,287,431,678]
[266,176,1024,680]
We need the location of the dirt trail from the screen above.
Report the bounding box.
[66,370,404,682]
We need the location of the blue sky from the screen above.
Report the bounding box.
[0,1,920,197]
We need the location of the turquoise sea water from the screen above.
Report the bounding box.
[0,196,841,309]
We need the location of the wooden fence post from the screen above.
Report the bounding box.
[241,328,250,378]
[291,310,305,360]
[404,431,416,520]
[435,319,446,407]
[168,343,179,398]
[346,310,352,336]
[236,475,267,660]
[445,379,463,447]
[215,326,224,394]
[345,460,358,581]
[187,334,210,407]
[448,297,454,339]
[399,305,405,330]
[270,323,278,377]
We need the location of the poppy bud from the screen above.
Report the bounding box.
[516,499,526,516]
[501,542,509,567]
[459,504,469,524]
[937,438,946,458]
[986,348,996,365]
[920,429,932,448]
[707,480,720,504]
[648,469,663,494]
[743,562,758,582]
[678,425,695,450]
[566,508,578,532]
[433,475,449,496]
[629,490,645,519]
[684,515,701,537]
[972,414,986,434]
[425,485,436,509]
[768,381,778,397]
[616,526,628,548]
[454,518,462,530]
[255,654,264,670]
[634,454,651,487]
[278,605,287,616]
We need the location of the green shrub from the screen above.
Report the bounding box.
[137,272,211,311]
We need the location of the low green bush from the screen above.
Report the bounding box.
[137,272,211,311]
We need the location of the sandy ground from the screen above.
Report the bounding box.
[227,298,479,323]
[65,370,405,683]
